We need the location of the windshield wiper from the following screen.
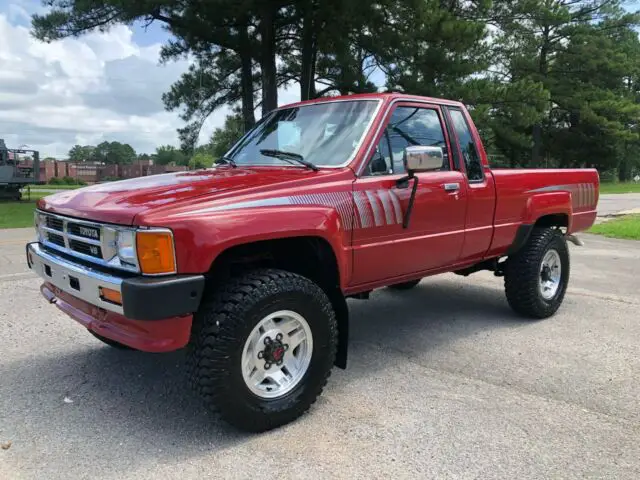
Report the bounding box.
[215,156,237,168]
[259,149,318,172]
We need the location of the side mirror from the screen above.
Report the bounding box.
[403,145,444,173]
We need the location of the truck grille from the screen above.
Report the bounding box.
[46,216,64,231]
[36,211,138,273]
[47,232,65,247]
[67,222,101,241]
[69,239,103,258]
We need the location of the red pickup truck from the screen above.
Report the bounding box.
[27,93,599,431]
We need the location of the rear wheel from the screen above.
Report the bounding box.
[387,279,421,290]
[187,268,337,432]
[504,227,570,319]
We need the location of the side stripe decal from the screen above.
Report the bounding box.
[366,190,384,227]
[377,189,396,225]
[174,188,406,231]
[526,182,597,210]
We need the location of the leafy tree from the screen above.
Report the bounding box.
[188,152,215,169]
[381,0,491,100]
[279,0,390,99]
[91,141,136,165]
[153,145,188,166]
[161,48,256,150]
[487,0,639,165]
[207,114,245,160]
[67,144,94,162]
[545,21,640,173]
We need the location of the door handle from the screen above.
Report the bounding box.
[443,183,460,192]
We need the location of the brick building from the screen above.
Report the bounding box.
[39,159,187,184]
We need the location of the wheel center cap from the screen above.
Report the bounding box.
[272,346,285,362]
[541,265,551,282]
[258,334,289,369]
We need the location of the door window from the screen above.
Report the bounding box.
[448,109,483,182]
[366,106,448,176]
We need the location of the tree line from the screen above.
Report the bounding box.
[64,117,242,169]
[33,0,640,180]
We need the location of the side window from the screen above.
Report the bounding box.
[365,106,447,176]
[367,131,393,175]
[448,109,483,182]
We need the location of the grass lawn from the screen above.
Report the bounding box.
[24,184,82,191]
[599,182,640,194]
[0,194,47,229]
[0,200,38,229]
[590,215,640,240]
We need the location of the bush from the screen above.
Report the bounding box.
[48,177,87,186]
[599,169,618,183]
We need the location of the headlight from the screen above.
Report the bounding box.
[105,227,176,275]
[34,211,46,241]
[116,230,137,267]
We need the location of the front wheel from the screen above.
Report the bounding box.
[187,269,338,432]
[504,227,570,319]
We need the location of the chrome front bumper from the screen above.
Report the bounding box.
[26,242,206,321]
[27,242,126,315]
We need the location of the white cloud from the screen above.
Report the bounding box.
[0,12,198,158]
[0,4,303,159]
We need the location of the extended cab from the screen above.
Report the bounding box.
[27,93,599,432]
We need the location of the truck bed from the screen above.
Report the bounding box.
[487,168,599,257]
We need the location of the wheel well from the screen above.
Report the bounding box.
[205,237,349,369]
[207,237,340,291]
[507,214,569,256]
[535,213,568,229]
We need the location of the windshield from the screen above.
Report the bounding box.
[226,100,380,167]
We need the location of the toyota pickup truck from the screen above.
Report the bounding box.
[26,93,599,432]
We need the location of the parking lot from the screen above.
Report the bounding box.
[1,199,639,479]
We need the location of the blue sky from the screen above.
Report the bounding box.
[1,0,639,158]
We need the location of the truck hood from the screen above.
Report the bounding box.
[38,166,346,225]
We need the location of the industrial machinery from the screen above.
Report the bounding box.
[0,139,41,200]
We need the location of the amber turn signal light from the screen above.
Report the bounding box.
[136,230,176,275]
[99,287,122,305]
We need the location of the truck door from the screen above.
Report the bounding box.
[350,102,467,286]
[443,106,496,263]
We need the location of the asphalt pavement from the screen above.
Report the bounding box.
[596,192,640,216]
[1,195,639,479]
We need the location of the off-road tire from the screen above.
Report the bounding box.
[504,227,570,319]
[88,330,134,350]
[387,279,421,290]
[187,268,338,432]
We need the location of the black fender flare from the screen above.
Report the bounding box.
[506,223,534,255]
[327,288,349,369]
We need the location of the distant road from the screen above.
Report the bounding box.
[597,193,640,216]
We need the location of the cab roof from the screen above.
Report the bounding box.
[279,92,466,110]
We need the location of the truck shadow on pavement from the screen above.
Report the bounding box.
[2,277,526,474]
